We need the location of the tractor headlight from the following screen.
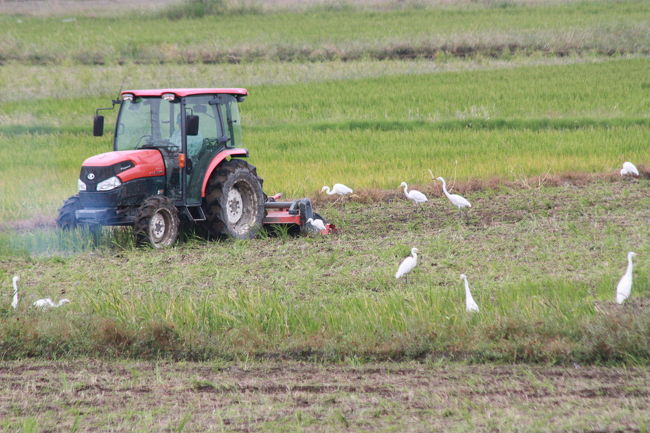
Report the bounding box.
[97,176,122,191]
[78,179,87,191]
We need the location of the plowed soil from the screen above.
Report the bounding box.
[1,361,648,432]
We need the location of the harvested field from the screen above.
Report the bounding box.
[1,360,649,432]
[1,178,649,363]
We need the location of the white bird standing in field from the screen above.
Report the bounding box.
[395,248,419,280]
[306,217,326,231]
[620,161,639,177]
[11,275,19,309]
[616,251,636,304]
[33,297,70,310]
[437,177,471,210]
[400,182,428,206]
[321,184,353,196]
[460,274,479,313]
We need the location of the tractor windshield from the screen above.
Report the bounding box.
[115,97,180,151]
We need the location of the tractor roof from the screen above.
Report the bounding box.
[121,88,248,97]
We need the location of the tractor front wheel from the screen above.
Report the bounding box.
[56,194,81,230]
[135,195,180,248]
[203,159,265,239]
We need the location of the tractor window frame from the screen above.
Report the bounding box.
[113,97,179,151]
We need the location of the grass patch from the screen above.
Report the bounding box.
[1,179,648,362]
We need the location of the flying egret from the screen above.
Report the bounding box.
[437,177,471,210]
[620,161,639,177]
[616,251,636,304]
[306,217,326,231]
[33,298,70,310]
[395,248,419,280]
[400,182,428,206]
[321,184,353,196]
[460,274,479,313]
[11,275,19,309]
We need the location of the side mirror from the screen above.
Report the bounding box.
[186,115,199,136]
[93,115,104,137]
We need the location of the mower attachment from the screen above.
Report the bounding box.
[263,197,336,235]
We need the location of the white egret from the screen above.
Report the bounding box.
[437,177,471,210]
[460,274,479,313]
[306,217,326,231]
[395,248,419,280]
[616,251,636,304]
[400,182,428,205]
[620,161,639,177]
[11,275,19,309]
[321,184,353,196]
[33,298,70,310]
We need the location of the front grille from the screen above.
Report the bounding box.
[79,190,120,208]
[78,177,164,209]
[80,160,134,192]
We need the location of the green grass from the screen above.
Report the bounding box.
[0,179,648,362]
[1,0,649,64]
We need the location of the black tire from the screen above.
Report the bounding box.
[135,195,180,248]
[56,194,81,230]
[203,159,265,239]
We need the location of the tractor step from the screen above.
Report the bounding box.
[183,205,207,222]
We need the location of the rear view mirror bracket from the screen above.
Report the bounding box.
[93,100,121,137]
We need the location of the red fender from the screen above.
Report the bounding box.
[201,148,249,197]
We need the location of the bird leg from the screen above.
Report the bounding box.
[462,208,471,224]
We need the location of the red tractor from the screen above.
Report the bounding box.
[57,88,333,247]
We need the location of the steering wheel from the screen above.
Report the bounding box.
[136,135,153,147]
[158,140,179,153]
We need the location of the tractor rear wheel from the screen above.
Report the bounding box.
[56,194,81,230]
[135,195,180,248]
[203,159,265,239]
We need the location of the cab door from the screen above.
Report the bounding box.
[183,95,227,206]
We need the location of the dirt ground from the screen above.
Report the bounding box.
[1,360,648,432]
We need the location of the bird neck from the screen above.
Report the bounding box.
[403,185,409,194]
[440,180,450,197]
[626,257,634,275]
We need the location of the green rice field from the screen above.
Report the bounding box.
[1,59,649,222]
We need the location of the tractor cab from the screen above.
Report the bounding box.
[95,89,246,206]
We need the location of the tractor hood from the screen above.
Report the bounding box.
[81,150,165,183]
